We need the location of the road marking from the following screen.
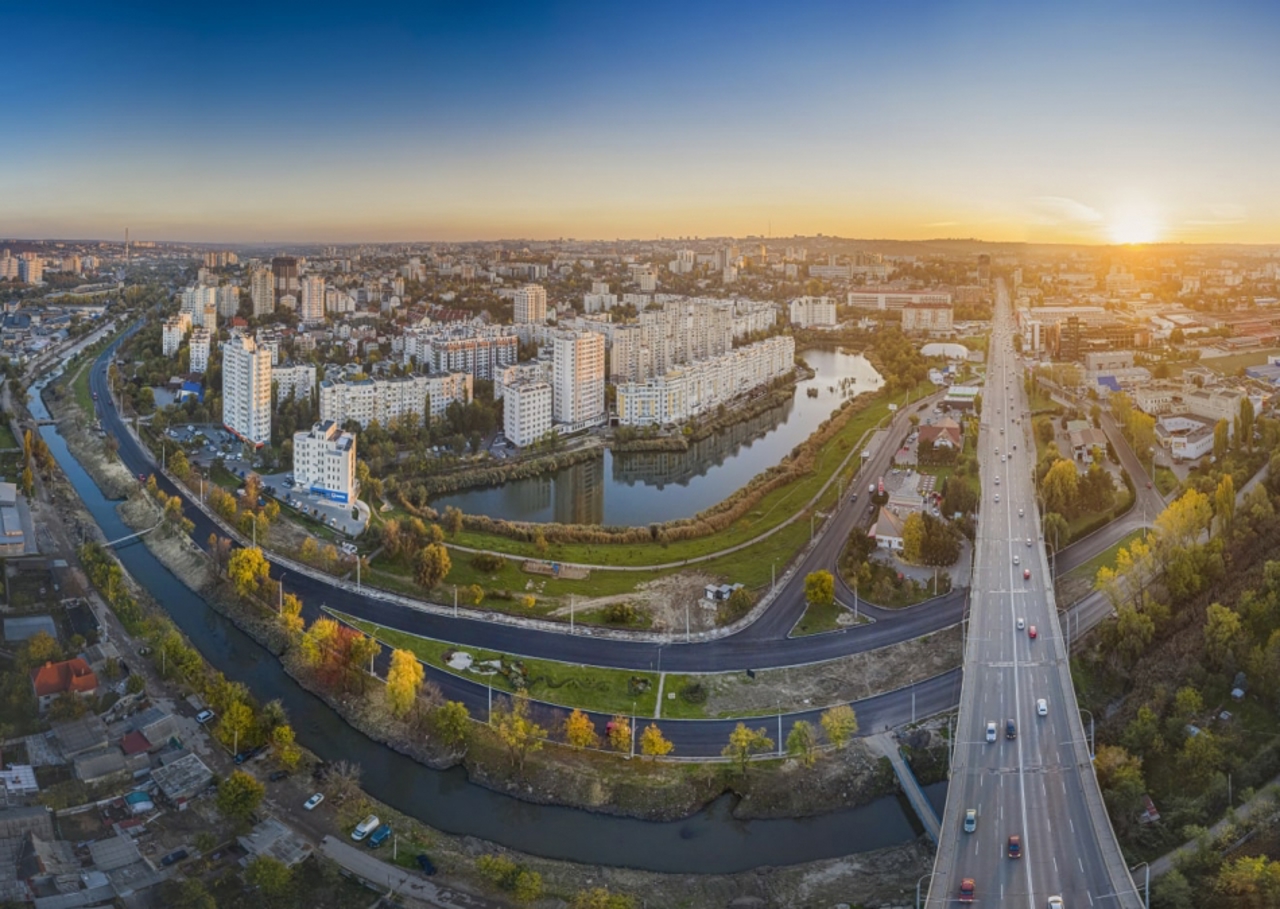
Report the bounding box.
[1053,856,1058,875]
[1069,818,1074,834]
[1087,890,1094,906]
[1079,857,1085,873]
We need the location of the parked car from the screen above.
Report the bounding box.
[268,770,289,782]
[304,793,325,810]
[351,815,380,841]
[195,709,215,724]
[416,853,437,875]
[368,823,393,849]
[160,849,188,866]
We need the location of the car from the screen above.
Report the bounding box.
[1024,568,1031,580]
[995,476,1000,484]
[995,494,1000,502]
[1013,554,1020,565]
[1008,834,1021,858]
[1027,537,1033,547]
[986,721,997,743]
[1000,427,1005,434]
[415,853,438,875]
[1147,481,1153,489]
[368,823,393,848]
[160,849,189,866]
[1018,507,1024,517]
[1012,443,1017,450]
[195,709,215,724]
[963,808,977,832]
[1028,625,1037,639]
[1047,898,1064,909]
[1037,698,1048,716]
[304,793,325,810]
[1017,617,1025,630]
[234,745,267,764]
[351,815,380,841]
[1006,718,1017,739]
[1001,454,1006,462]
[959,878,976,903]
[268,770,289,782]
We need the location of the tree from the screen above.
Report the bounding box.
[491,694,546,774]
[1178,729,1224,790]
[270,723,302,770]
[640,723,674,757]
[722,722,773,775]
[1093,744,1147,828]
[1240,396,1256,450]
[218,701,256,751]
[414,543,451,589]
[1114,604,1155,665]
[345,633,380,693]
[1214,418,1230,460]
[563,709,599,750]
[520,594,537,610]
[1214,474,1236,538]
[385,648,424,718]
[245,855,293,901]
[299,617,339,668]
[1155,489,1213,554]
[443,505,464,536]
[279,592,304,636]
[804,570,834,608]
[1121,704,1165,756]
[607,715,632,752]
[1204,602,1244,671]
[321,759,362,805]
[786,719,819,767]
[466,583,484,606]
[821,704,858,748]
[169,448,190,480]
[1216,856,1280,906]
[216,769,265,825]
[227,546,271,600]
[1041,512,1069,552]
[717,585,754,624]
[901,512,925,563]
[160,878,217,909]
[1040,459,1079,516]
[434,701,471,749]
[22,630,62,668]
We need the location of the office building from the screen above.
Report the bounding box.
[300,275,326,323]
[847,289,952,310]
[250,267,274,316]
[292,421,357,504]
[222,333,273,447]
[514,284,548,324]
[504,377,553,447]
[272,256,299,304]
[551,331,605,428]
[788,295,838,328]
[189,328,211,373]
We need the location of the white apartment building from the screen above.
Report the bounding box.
[789,296,838,328]
[731,300,777,338]
[292,421,357,504]
[273,364,317,402]
[189,328,211,373]
[504,378,553,447]
[1184,386,1244,432]
[198,301,217,333]
[513,284,548,324]
[162,313,192,357]
[551,332,605,428]
[615,335,795,426]
[405,326,519,380]
[18,258,43,285]
[250,267,274,316]
[495,362,552,400]
[901,302,954,334]
[319,373,473,429]
[0,256,17,280]
[583,292,618,313]
[216,285,240,318]
[181,285,217,318]
[300,275,326,323]
[847,289,952,310]
[222,333,272,447]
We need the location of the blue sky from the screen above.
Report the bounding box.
[3,0,1278,243]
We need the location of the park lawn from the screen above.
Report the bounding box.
[209,463,241,490]
[70,358,95,420]
[1057,529,1146,590]
[331,610,661,716]
[791,599,859,637]
[0,420,17,450]
[1203,348,1280,376]
[1154,465,1179,497]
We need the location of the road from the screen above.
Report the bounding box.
[926,281,1142,908]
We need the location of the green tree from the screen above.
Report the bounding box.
[216,769,265,826]
[434,700,472,749]
[786,719,819,767]
[1214,474,1236,537]
[1040,459,1079,516]
[218,701,256,751]
[443,505,464,536]
[1041,511,1069,552]
[1216,855,1280,906]
[160,878,216,909]
[169,448,190,480]
[1214,418,1230,460]
[1204,602,1244,671]
[821,704,859,748]
[414,543,452,589]
[804,570,834,608]
[1178,729,1224,790]
[1239,396,1256,450]
[245,855,293,901]
[722,722,774,775]
[1093,744,1147,830]
[270,724,302,770]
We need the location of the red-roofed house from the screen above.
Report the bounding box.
[30,659,98,713]
[120,730,152,756]
[918,418,962,450]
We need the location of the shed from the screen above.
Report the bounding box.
[237,817,313,868]
[151,753,212,804]
[88,833,141,872]
[2,616,57,644]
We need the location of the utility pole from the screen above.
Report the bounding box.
[570,594,574,634]
[453,585,457,617]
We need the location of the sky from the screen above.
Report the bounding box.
[2,0,1279,245]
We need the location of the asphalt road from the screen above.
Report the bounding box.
[927,282,1142,908]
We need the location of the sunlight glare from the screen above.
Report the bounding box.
[1107,211,1162,245]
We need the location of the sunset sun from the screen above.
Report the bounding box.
[1107,212,1162,245]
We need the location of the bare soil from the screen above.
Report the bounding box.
[548,570,722,633]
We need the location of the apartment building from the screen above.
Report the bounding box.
[319,372,473,429]
[292,421,357,504]
[273,364,317,402]
[300,275,326,324]
[161,313,192,357]
[788,296,838,328]
[504,378,553,446]
[552,331,606,428]
[405,326,519,380]
[272,257,299,304]
[250,267,274,316]
[216,284,240,318]
[189,328,211,373]
[222,333,273,447]
[847,289,952,310]
[513,284,548,324]
[901,302,954,334]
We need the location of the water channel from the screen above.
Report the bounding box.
[32,344,942,874]
[431,348,885,526]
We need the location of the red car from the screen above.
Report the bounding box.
[1028,625,1038,639]
[1023,568,1031,580]
[1008,834,1021,858]
[959,878,976,902]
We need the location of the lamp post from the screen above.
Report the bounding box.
[1130,861,1150,909]
[916,871,939,909]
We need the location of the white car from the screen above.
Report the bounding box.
[1037,699,1048,716]
[1027,538,1033,547]
[986,721,997,743]
[1018,507,1024,517]
[304,793,325,811]
[995,494,1000,503]
[1017,617,1025,630]
[1013,554,1020,565]
[195,709,215,725]
[1047,897,1064,909]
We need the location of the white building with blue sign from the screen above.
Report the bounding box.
[292,421,357,504]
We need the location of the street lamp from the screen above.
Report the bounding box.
[916,871,940,909]
[1130,861,1150,909]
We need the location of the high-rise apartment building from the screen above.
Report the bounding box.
[189,328,211,373]
[250,267,274,316]
[513,284,548,324]
[788,295,838,328]
[504,378,553,447]
[552,332,605,427]
[162,313,192,357]
[222,333,272,447]
[272,257,299,304]
[292,421,357,504]
[217,284,240,318]
[300,275,326,323]
[19,258,43,285]
[318,373,473,429]
[272,364,317,401]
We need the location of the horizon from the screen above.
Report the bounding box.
[4,0,1279,245]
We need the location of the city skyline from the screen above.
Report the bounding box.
[3,0,1279,245]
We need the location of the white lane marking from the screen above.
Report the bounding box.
[1087,890,1094,906]
[1053,856,1058,875]
[1079,857,1085,873]
[1069,818,1074,834]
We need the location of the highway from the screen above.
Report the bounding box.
[926,281,1141,908]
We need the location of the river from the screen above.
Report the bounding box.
[431,348,883,526]
[31,342,941,875]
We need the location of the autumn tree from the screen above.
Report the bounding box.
[1239,396,1256,450]
[569,888,637,909]
[1216,856,1280,905]
[1214,474,1236,538]
[1040,459,1079,516]
[279,592,304,636]
[169,448,190,480]
[218,701,256,751]
[466,583,485,606]
[821,704,858,748]
[804,570,835,608]
[901,512,925,563]
[607,715,632,752]
[270,724,302,770]
[491,694,546,774]
[1204,602,1244,671]
[299,617,339,668]
[1155,488,1212,557]
[722,722,773,776]
[563,709,599,750]
[385,648,424,718]
[786,719,819,767]
[640,723,674,758]
[443,505,464,536]
[1093,744,1147,830]
[227,546,271,600]
[345,633,380,693]
[414,543,451,589]
[1214,418,1230,460]
[216,770,265,826]
[433,701,471,750]
[245,856,293,901]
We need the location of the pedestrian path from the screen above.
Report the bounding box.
[869,732,941,842]
[318,835,499,909]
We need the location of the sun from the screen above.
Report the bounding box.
[1107,212,1162,245]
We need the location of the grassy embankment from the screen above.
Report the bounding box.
[1054,528,1146,607]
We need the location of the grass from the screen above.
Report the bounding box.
[70,358,95,422]
[1154,465,1179,497]
[333,610,663,716]
[0,421,18,450]
[790,599,868,637]
[1202,347,1280,376]
[1057,528,1146,589]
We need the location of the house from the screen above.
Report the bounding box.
[129,706,178,747]
[73,748,127,785]
[1068,427,1108,461]
[50,716,109,759]
[0,766,38,799]
[30,659,98,713]
[873,507,907,551]
[237,817,313,868]
[151,753,212,805]
[918,418,962,450]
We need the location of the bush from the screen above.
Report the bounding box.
[602,602,639,625]
[680,682,708,705]
[472,553,505,572]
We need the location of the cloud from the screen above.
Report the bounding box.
[1028,196,1104,226]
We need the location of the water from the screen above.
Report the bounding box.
[35,344,933,874]
[432,348,884,526]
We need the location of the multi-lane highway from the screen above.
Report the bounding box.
[927,282,1141,908]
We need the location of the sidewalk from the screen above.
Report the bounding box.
[318,835,501,909]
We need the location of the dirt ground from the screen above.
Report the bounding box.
[693,626,962,718]
[547,570,722,633]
